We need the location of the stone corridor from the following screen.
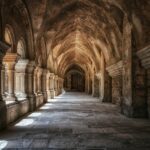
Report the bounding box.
[0,92,150,150]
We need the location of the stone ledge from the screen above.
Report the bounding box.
[106,61,123,77]
[137,45,150,69]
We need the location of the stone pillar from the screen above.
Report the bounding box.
[122,16,147,118]
[46,72,51,99]
[0,64,5,100]
[61,78,64,94]
[106,61,123,106]
[15,59,29,100]
[50,73,55,99]
[26,61,36,111]
[2,53,19,102]
[92,74,99,97]
[34,67,44,107]
[88,75,92,95]
[57,77,60,95]
[33,67,38,96]
[0,63,7,129]
[0,41,10,129]
[37,68,43,95]
[137,45,150,118]
[99,52,112,102]
[54,75,58,96]
[58,77,63,94]
[85,74,89,94]
[42,69,50,102]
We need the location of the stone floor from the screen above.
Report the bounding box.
[0,92,150,150]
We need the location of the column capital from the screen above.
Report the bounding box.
[50,73,55,79]
[95,72,101,80]
[15,59,29,72]
[37,67,43,75]
[137,45,150,69]
[106,60,123,78]
[54,75,58,80]
[26,61,36,73]
[0,41,10,62]
[3,53,20,63]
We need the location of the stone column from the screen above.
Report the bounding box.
[2,53,19,102]
[85,74,89,94]
[37,67,43,95]
[58,77,63,95]
[0,64,5,100]
[99,52,111,102]
[148,69,150,118]
[34,67,43,107]
[0,63,7,129]
[122,16,147,118]
[26,61,36,111]
[50,73,55,99]
[92,74,99,97]
[0,41,10,129]
[61,78,64,94]
[15,59,29,100]
[46,72,51,99]
[57,77,60,95]
[33,67,38,96]
[137,45,150,118]
[88,75,92,95]
[42,69,50,102]
[106,61,123,106]
[54,75,58,96]
[95,72,102,100]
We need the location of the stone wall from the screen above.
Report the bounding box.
[137,45,150,118]
[106,61,123,106]
[112,76,122,105]
[148,69,150,117]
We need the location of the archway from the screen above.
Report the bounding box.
[4,25,15,52]
[64,64,85,92]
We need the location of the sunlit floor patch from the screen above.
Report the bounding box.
[40,106,50,110]
[15,119,34,127]
[0,140,8,149]
[28,112,41,117]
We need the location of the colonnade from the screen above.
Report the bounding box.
[0,51,64,129]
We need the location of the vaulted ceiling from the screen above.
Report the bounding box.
[1,0,150,77]
[24,0,126,76]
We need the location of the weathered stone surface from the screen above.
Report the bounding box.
[0,1,150,147]
[137,45,150,69]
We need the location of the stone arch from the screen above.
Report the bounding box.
[4,25,15,52]
[64,64,85,92]
[2,0,35,59]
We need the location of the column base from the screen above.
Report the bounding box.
[35,94,44,108]
[54,90,59,96]
[28,94,36,112]
[121,103,148,118]
[46,91,51,100]
[3,94,17,102]
[15,93,27,101]
[50,90,55,99]
[42,91,48,103]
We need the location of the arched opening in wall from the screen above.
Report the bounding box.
[4,25,14,52]
[17,39,26,59]
[15,38,28,100]
[64,65,85,92]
